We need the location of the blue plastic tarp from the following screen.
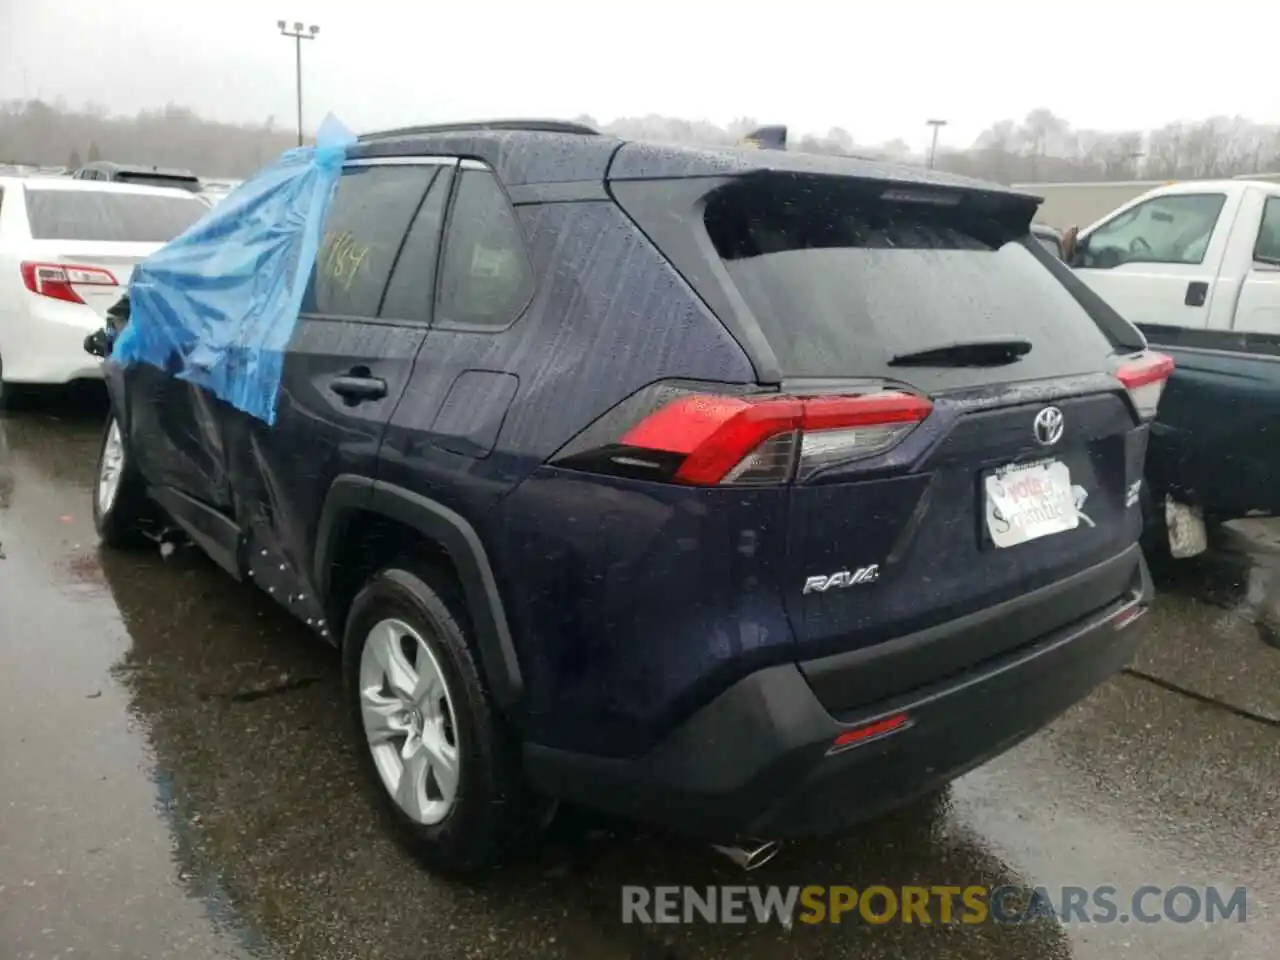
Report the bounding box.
[111,115,356,425]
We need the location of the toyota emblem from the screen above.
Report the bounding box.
[1033,406,1065,446]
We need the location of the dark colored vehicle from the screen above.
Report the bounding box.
[71,161,202,193]
[91,119,1166,874]
[1062,181,1280,556]
[740,125,788,149]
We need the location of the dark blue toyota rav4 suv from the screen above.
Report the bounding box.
[93,120,1168,874]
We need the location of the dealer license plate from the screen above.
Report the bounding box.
[984,459,1078,549]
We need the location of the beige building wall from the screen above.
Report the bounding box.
[1013,173,1280,231]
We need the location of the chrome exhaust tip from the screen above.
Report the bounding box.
[710,839,781,871]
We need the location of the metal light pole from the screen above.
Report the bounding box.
[926,119,948,170]
[278,20,320,147]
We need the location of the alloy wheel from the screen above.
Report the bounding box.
[358,618,461,825]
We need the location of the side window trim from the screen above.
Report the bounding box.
[433,160,536,333]
[375,161,458,325]
[343,155,457,169]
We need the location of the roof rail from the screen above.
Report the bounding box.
[357,119,599,142]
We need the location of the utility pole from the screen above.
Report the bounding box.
[278,20,320,147]
[925,119,948,170]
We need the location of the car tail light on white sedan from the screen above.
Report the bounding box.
[20,261,118,305]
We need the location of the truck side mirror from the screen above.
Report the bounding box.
[1062,226,1088,266]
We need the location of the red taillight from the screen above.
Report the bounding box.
[828,712,912,753]
[557,387,933,486]
[1116,352,1174,421]
[620,395,804,485]
[1111,604,1148,631]
[20,261,118,305]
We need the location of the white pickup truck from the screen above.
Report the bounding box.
[1062,178,1280,554]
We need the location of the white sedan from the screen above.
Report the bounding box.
[0,177,208,399]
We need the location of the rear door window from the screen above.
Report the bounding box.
[701,176,1119,386]
[24,188,207,241]
[435,168,534,329]
[303,163,438,319]
[379,165,454,324]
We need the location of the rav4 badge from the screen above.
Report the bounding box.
[803,565,880,594]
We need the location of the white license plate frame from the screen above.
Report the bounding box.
[983,458,1079,549]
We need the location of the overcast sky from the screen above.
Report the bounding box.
[2,0,1275,150]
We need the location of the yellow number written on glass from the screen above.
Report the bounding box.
[319,229,370,292]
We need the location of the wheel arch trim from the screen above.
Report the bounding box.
[315,475,524,711]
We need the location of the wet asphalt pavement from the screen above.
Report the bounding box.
[2,390,1278,960]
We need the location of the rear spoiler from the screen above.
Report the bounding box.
[739,125,787,150]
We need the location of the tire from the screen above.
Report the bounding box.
[342,563,550,875]
[92,414,151,548]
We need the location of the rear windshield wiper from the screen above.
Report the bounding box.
[888,337,1032,367]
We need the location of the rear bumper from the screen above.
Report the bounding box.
[0,308,104,385]
[524,546,1152,839]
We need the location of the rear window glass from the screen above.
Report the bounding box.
[115,173,200,192]
[703,179,1117,383]
[24,189,207,242]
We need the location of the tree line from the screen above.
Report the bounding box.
[0,100,297,178]
[3,98,1277,183]
[583,109,1280,183]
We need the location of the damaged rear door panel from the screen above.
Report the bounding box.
[109,293,235,535]
[220,158,456,630]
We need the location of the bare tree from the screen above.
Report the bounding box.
[827,127,854,153]
[1018,109,1071,178]
[1145,123,1184,178]
[2,98,1277,185]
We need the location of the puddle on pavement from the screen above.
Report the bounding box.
[94,540,1079,960]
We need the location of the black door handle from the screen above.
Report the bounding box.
[1185,281,1208,307]
[329,375,387,402]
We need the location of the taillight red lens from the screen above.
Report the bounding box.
[1116,352,1174,420]
[20,261,117,305]
[562,388,932,486]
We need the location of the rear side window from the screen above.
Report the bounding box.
[1255,197,1280,263]
[116,173,201,193]
[702,177,1118,383]
[24,189,207,242]
[436,169,534,329]
[304,164,437,318]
